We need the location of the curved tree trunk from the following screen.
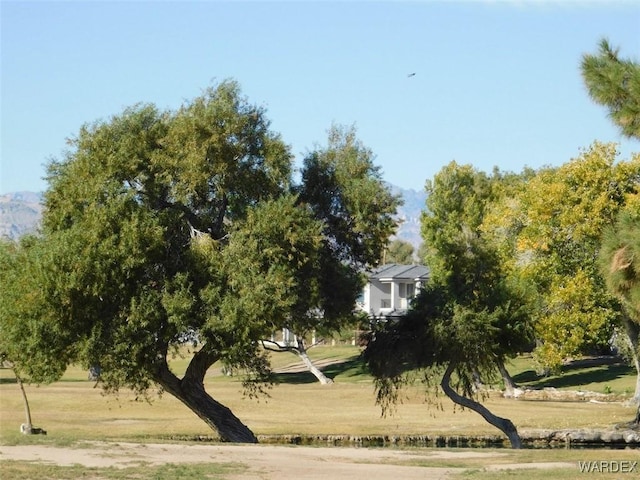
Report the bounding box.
[159,376,258,443]
[441,362,523,448]
[296,337,333,385]
[14,370,33,432]
[622,317,640,403]
[155,349,258,443]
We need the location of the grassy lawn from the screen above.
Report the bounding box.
[1,346,636,444]
[507,355,636,397]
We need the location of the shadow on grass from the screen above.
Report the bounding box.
[271,357,370,385]
[513,360,634,390]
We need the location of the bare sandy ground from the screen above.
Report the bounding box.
[0,441,576,479]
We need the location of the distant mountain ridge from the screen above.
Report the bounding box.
[389,184,426,252]
[0,187,426,248]
[0,192,43,240]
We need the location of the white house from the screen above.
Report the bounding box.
[357,263,429,318]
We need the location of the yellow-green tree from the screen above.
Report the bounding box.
[513,143,640,372]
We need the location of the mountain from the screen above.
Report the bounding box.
[0,192,43,240]
[389,185,426,252]
[0,187,426,248]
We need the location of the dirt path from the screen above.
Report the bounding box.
[0,442,576,479]
[0,442,460,479]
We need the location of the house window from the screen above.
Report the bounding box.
[406,283,415,299]
[398,282,416,309]
[379,283,391,309]
[398,283,416,299]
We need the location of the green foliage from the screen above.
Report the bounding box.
[365,280,532,414]
[298,124,400,268]
[0,237,77,383]
[599,196,640,402]
[0,81,398,405]
[297,124,401,327]
[599,194,640,316]
[584,39,640,409]
[221,195,324,340]
[582,39,640,139]
[384,239,415,264]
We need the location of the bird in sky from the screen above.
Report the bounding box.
[407,72,416,77]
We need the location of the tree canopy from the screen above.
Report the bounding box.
[0,81,399,442]
[383,239,415,265]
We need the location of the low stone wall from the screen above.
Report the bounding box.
[511,387,629,403]
[257,434,508,448]
[257,429,640,448]
[521,428,640,448]
[161,427,640,448]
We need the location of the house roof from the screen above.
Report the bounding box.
[369,263,430,281]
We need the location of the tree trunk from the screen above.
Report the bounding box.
[497,360,517,398]
[296,337,333,385]
[631,355,640,425]
[164,377,257,443]
[621,316,640,404]
[14,370,32,432]
[440,362,523,448]
[260,335,333,385]
[155,351,258,443]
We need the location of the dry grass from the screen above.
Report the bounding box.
[0,460,245,480]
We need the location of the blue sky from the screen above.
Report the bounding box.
[2,1,639,194]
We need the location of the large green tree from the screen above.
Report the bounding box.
[0,82,398,442]
[365,162,533,448]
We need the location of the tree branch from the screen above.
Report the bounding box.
[260,339,299,354]
[213,192,228,240]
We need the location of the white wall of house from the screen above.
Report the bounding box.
[358,264,429,317]
[362,279,421,315]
